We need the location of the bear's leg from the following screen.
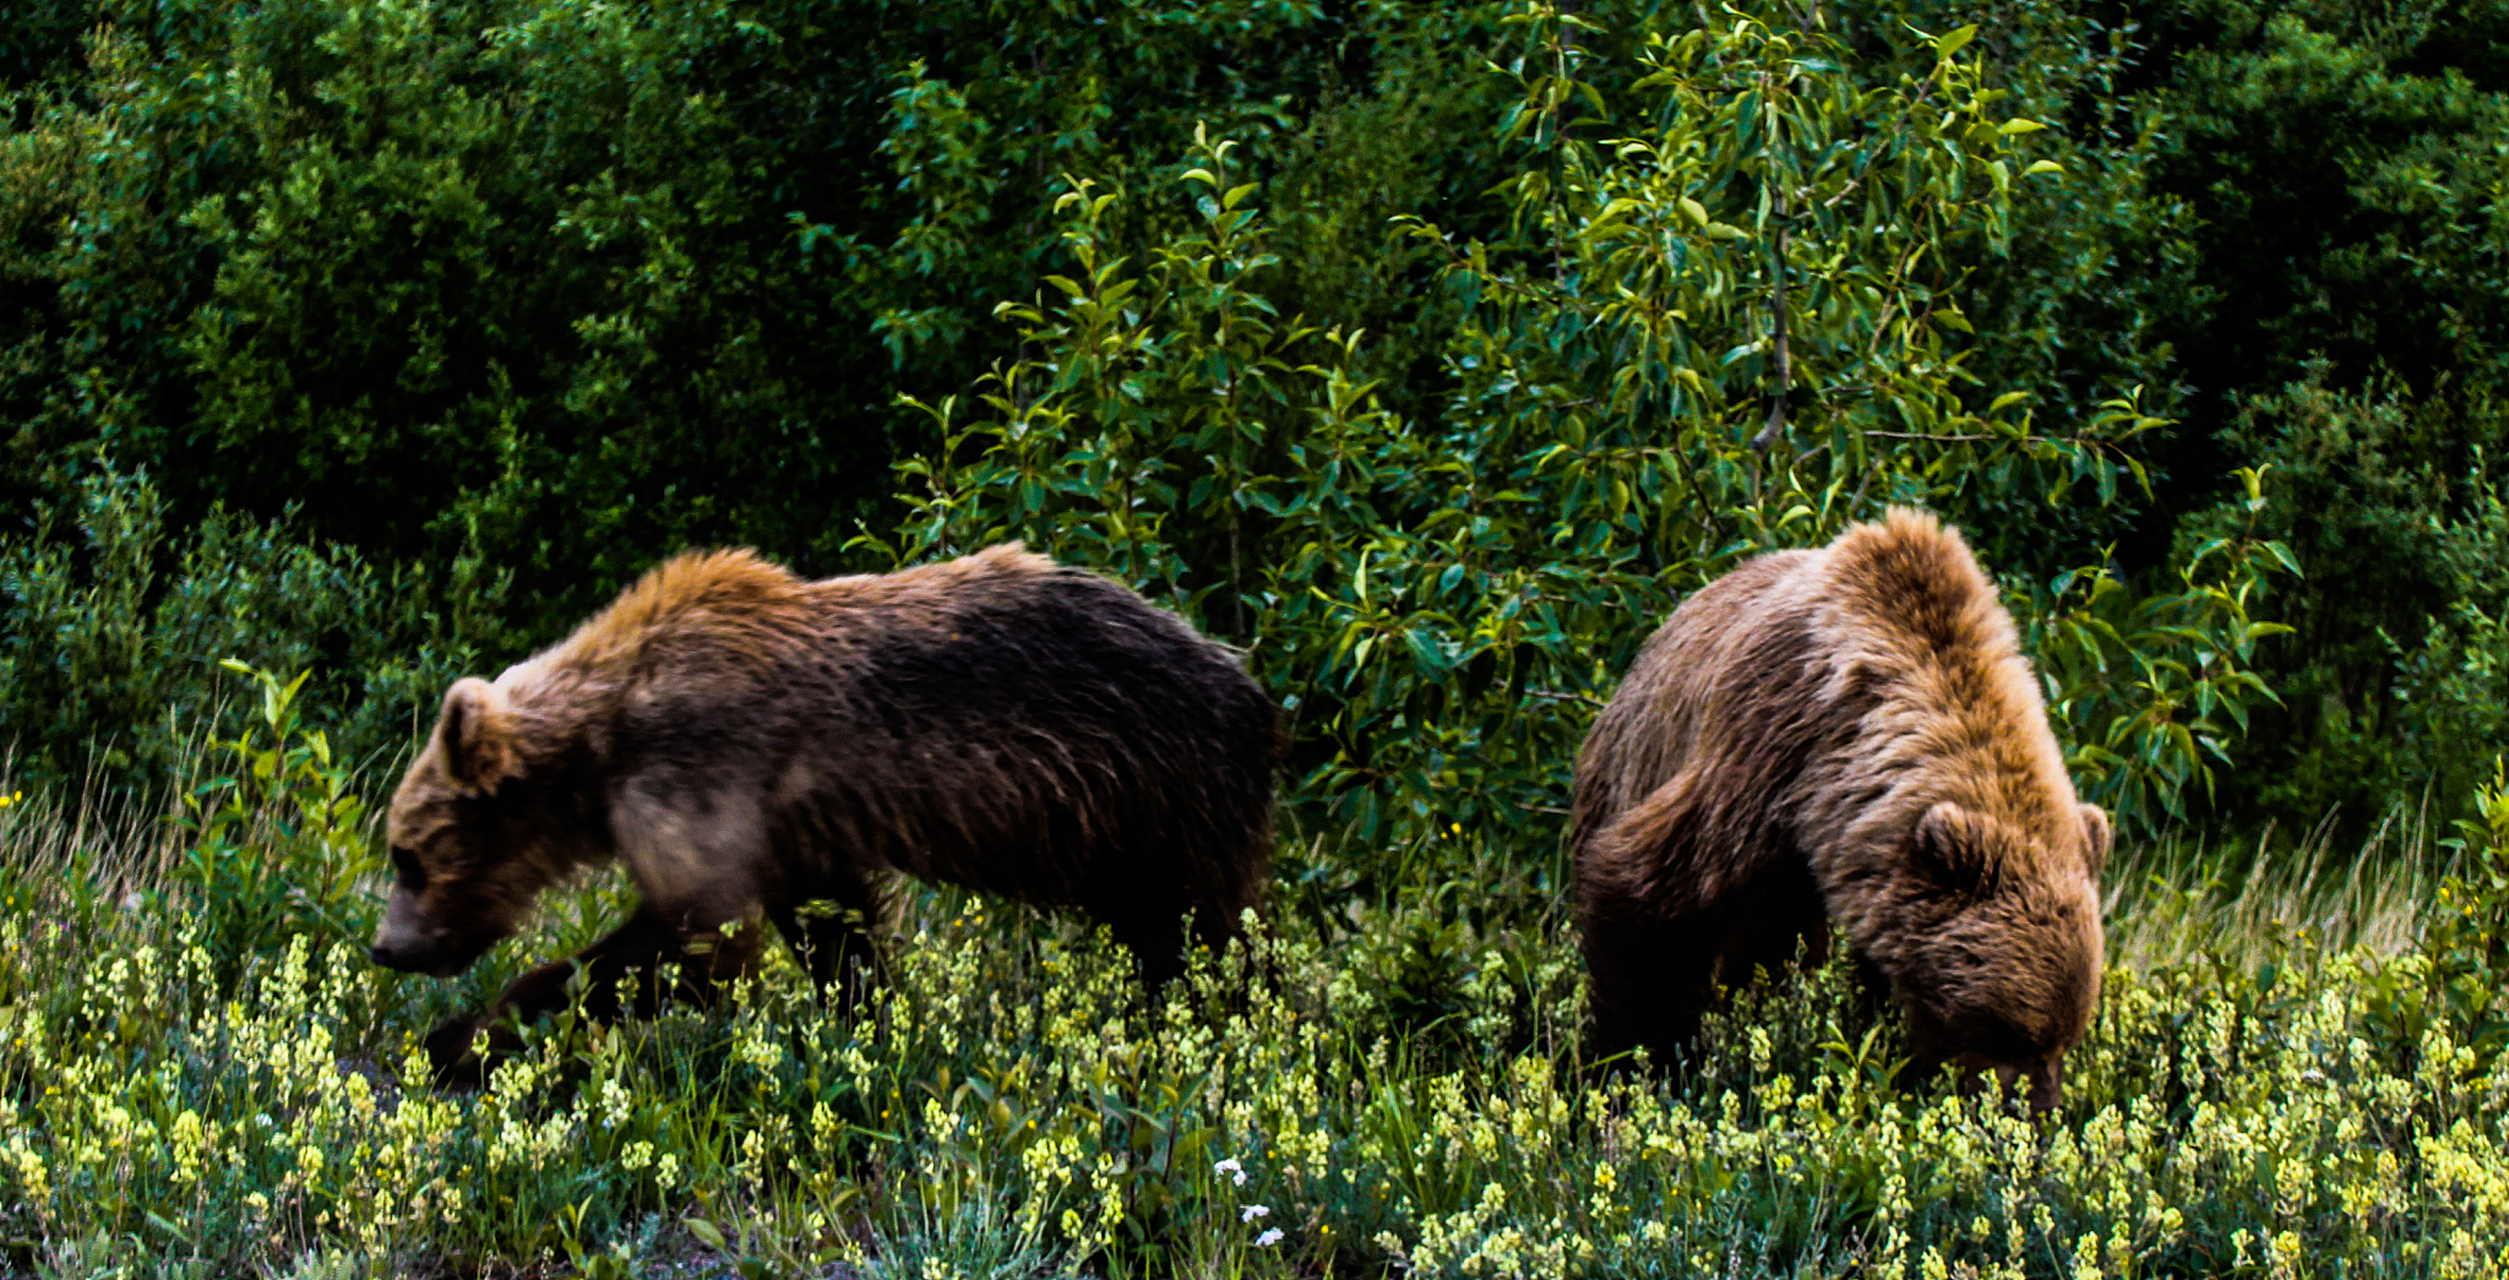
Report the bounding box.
[1709,858,1832,992]
[1581,904,1727,1072]
[425,903,764,1085]
[768,868,887,1008]
[1081,879,1203,994]
[1106,907,1189,994]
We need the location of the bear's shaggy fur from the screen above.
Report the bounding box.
[1569,509,2108,1109]
[373,544,1278,1078]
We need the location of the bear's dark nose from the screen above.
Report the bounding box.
[371,942,412,971]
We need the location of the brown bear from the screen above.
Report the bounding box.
[1569,508,2107,1110]
[371,544,1277,1079]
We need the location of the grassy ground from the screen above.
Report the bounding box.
[0,751,2502,1280]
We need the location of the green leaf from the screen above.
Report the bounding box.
[1404,627,1450,676]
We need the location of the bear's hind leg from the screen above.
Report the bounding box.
[1581,904,1727,1074]
[1710,857,1833,994]
[1104,906,1189,994]
[769,867,887,1009]
[1083,881,1205,995]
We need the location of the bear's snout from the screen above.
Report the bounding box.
[371,890,492,977]
[369,934,475,978]
[1947,1050,2063,1115]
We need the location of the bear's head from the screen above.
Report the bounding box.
[372,677,598,977]
[1891,799,2110,1113]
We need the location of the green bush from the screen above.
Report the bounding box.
[5,0,2508,840]
[0,459,506,796]
[870,4,2289,852]
[2124,0,2509,835]
[0,0,1523,639]
[171,661,384,978]
[2188,377,2509,837]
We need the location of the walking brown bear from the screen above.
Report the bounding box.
[1569,508,2108,1111]
[371,544,1277,1081]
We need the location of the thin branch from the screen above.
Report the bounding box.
[1847,461,1879,516]
[1750,209,1792,456]
[1668,427,1735,553]
[1864,432,2129,448]
[1526,689,1610,708]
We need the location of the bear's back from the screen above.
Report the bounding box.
[573,546,1275,908]
[1796,511,2078,870]
[1569,548,1825,861]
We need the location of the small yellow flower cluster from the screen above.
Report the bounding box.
[0,929,469,1267]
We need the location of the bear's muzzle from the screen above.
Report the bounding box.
[371,891,496,977]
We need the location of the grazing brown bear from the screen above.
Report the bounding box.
[1569,508,2107,1110]
[372,544,1277,1079]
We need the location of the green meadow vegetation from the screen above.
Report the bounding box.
[5,0,2509,1273]
[1,668,2507,1277]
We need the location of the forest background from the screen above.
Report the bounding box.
[5,0,2509,1274]
[7,0,2509,851]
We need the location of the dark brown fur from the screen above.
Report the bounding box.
[374,544,1278,1080]
[1570,509,2108,1110]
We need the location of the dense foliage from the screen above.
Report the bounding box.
[0,0,2502,838]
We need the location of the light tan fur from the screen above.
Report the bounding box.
[1571,509,2107,1109]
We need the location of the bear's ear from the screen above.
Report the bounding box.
[1910,801,1998,892]
[2077,803,2111,880]
[437,677,521,791]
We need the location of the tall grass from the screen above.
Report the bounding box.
[2105,800,2458,971]
[0,746,2500,1278]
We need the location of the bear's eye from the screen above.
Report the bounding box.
[390,847,427,891]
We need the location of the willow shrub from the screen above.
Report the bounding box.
[867,1,2294,889]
